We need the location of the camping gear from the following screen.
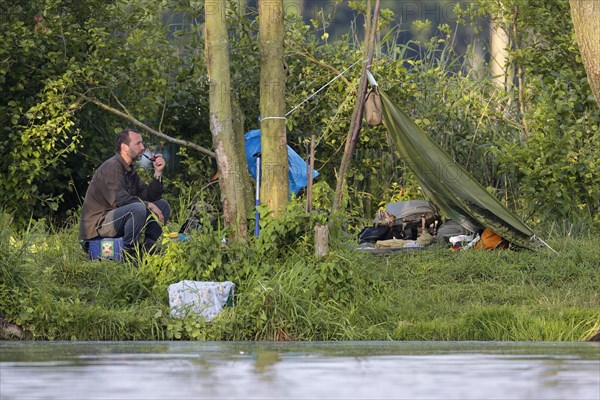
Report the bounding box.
[358,200,440,243]
[168,281,235,321]
[364,87,383,126]
[378,88,546,251]
[358,200,441,244]
[385,200,441,240]
[358,225,392,244]
[87,237,124,261]
[376,238,423,249]
[416,230,436,246]
[244,129,319,196]
[373,210,396,226]
[436,220,471,244]
[449,235,474,246]
[475,228,509,250]
[254,152,261,237]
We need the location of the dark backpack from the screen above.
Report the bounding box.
[358,225,392,244]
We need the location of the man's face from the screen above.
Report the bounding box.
[125,131,144,161]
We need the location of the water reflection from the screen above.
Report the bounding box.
[1,341,598,400]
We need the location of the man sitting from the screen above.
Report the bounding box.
[79,128,171,257]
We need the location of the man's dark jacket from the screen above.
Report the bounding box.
[79,154,163,240]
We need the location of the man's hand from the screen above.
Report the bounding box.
[152,154,165,175]
[147,202,164,223]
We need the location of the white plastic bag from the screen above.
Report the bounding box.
[168,280,235,321]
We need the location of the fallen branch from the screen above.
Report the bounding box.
[83,95,216,159]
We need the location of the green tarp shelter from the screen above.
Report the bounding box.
[378,87,546,251]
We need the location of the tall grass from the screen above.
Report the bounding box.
[1,210,598,342]
[0,212,167,340]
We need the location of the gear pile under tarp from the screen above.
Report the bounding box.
[378,89,541,250]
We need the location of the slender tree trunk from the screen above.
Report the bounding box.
[259,0,288,217]
[231,92,254,211]
[570,0,600,107]
[332,0,381,212]
[205,0,249,239]
[489,18,510,89]
[511,5,528,140]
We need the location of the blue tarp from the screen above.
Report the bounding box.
[244,129,319,195]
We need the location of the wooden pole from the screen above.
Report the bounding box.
[306,133,315,212]
[314,224,329,257]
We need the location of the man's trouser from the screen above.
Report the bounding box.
[97,199,171,249]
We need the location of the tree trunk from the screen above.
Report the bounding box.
[259,0,288,217]
[570,0,600,107]
[511,5,529,139]
[332,0,381,212]
[231,92,254,211]
[205,0,249,239]
[489,18,510,89]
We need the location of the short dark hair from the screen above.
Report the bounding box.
[115,129,137,153]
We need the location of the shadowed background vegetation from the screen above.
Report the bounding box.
[1,0,598,228]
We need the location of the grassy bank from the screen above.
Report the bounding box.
[1,213,598,341]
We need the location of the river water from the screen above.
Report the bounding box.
[1,341,598,400]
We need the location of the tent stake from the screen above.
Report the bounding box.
[534,236,559,254]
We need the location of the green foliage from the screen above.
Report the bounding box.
[496,73,600,222]
[0,2,87,223]
[461,0,600,223]
[0,211,167,340]
[1,210,599,341]
[0,0,215,226]
[462,307,599,341]
[2,2,600,345]
[254,200,319,257]
[147,197,353,302]
[2,0,597,229]
[148,221,233,286]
